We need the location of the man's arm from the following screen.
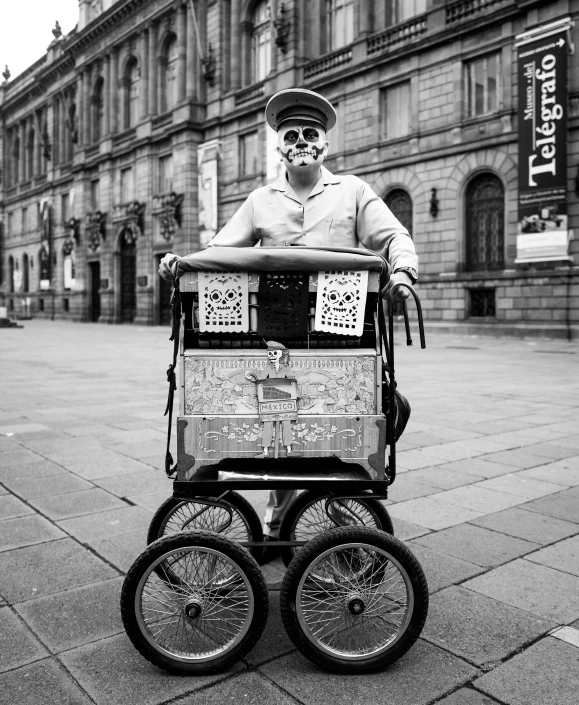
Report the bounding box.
[207,193,258,248]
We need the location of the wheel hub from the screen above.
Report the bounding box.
[347,595,365,616]
[184,599,203,620]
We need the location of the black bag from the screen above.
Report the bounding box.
[382,379,411,443]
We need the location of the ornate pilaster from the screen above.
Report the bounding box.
[140,29,149,118]
[110,48,118,133]
[104,54,111,135]
[86,211,107,252]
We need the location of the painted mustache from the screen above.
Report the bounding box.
[280,144,324,163]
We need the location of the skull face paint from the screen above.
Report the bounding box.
[278,123,327,168]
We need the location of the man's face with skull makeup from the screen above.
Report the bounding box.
[277,120,329,172]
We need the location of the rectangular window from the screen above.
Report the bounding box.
[22,207,28,233]
[380,82,411,140]
[466,53,500,118]
[90,180,100,211]
[389,0,427,24]
[120,167,134,203]
[61,194,69,223]
[326,0,354,52]
[240,132,260,176]
[8,212,14,237]
[158,155,173,193]
[63,298,70,312]
[39,298,44,312]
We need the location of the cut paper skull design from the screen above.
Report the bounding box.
[314,270,368,336]
[197,271,249,332]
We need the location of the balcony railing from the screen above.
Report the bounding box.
[367,15,427,56]
[235,81,265,106]
[152,112,173,131]
[112,128,136,147]
[446,0,508,24]
[304,47,353,80]
[85,144,100,160]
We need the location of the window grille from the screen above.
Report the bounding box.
[385,189,413,237]
[380,82,411,140]
[465,52,500,118]
[466,173,504,271]
[469,288,496,318]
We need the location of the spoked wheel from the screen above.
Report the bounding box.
[280,526,428,674]
[147,493,263,561]
[278,490,394,568]
[121,531,269,674]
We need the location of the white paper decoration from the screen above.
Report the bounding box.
[314,270,369,336]
[197,271,249,332]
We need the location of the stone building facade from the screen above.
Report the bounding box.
[1,0,578,337]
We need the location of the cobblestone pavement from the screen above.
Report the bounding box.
[1,320,578,705]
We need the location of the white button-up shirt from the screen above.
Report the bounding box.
[209,166,418,272]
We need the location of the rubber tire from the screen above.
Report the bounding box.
[280,526,428,674]
[121,530,269,675]
[278,490,394,568]
[147,493,264,561]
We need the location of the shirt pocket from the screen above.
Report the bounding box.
[324,219,356,247]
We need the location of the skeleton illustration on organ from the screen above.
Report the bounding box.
[315,270,369,336]
[245,341,299,458]
[197,271,249,332]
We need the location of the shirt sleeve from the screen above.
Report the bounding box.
[355,181,419,273]
[207,193,259,248]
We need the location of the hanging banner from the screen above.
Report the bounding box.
[515,18,573,263]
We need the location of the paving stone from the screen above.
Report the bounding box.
[29,488,128,520]
[2,472,94,499]
[0,607,49,672]
[550,625,579,648]
[59,451,154,480]
[435,688,502,704]
[422,586,555,666]
[0,449,47,477]
[387,478,440,502]
[517,458,579,487]
[259,640,478,705]
[524,443,579,461]
[0,459,68,483]
[471,507,579,545]
[388,497,484,530]
[93,469,171,498]
[57,505,153,542]
[429,458,516,479]
[406,466,486,490]
[88,530,148,573]
[433,485,527,514]
[464,559,579,623]
[60,633,244,705]
[0,494,34,520]
[406,543,485,593]
[524,535,579,577]
[397,450,447,471]
[0,484,7,495]
[16,577,124,653]
[390,516,431,541]
[519,491,579,524]
[0,658,92,705]
[0,538,118,604]
[474,637,579,705]
[477,473,564,500]
[0,514,66,552]
[243,592,295,667]
[177,672,300,705]
[413,524,539,568]
[0,423,50,436]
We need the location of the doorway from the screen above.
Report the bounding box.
[89,261,101,322]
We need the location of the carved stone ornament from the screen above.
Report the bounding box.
[86,210,107,252]
[2,65,10,82]
[62,238,74,256]
[119,201,146,245]
[64,217,81,243]
[52,21,62,40]
[158,192,184,241]
[314,270,369,337]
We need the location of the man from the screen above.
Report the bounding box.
[159,88,418,561]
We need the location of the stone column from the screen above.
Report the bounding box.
[79,69,86,146]
[85,65,93,144]
[186,1,197,101]
[240,21,251,86]
[231,0,241,89]
[110,49,119,133]
[148,23,157,116]
[140,29,149,117]
[20,121,26,180]
[177,2,187,102]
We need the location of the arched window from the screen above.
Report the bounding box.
[22,254,30,293]
[251,1,271,83]
[385,189,413,238]
[160,34,178,113]
[466,173,504,271]
[92,77,104,143]
[27,128,35,180]
[12,135,20,185]
[124,58,140,129]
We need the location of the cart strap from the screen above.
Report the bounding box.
[164,280,181,477]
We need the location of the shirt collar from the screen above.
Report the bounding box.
[268,165,341,193]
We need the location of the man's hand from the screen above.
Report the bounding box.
[158,253,179,281]
[381,271,413,303]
